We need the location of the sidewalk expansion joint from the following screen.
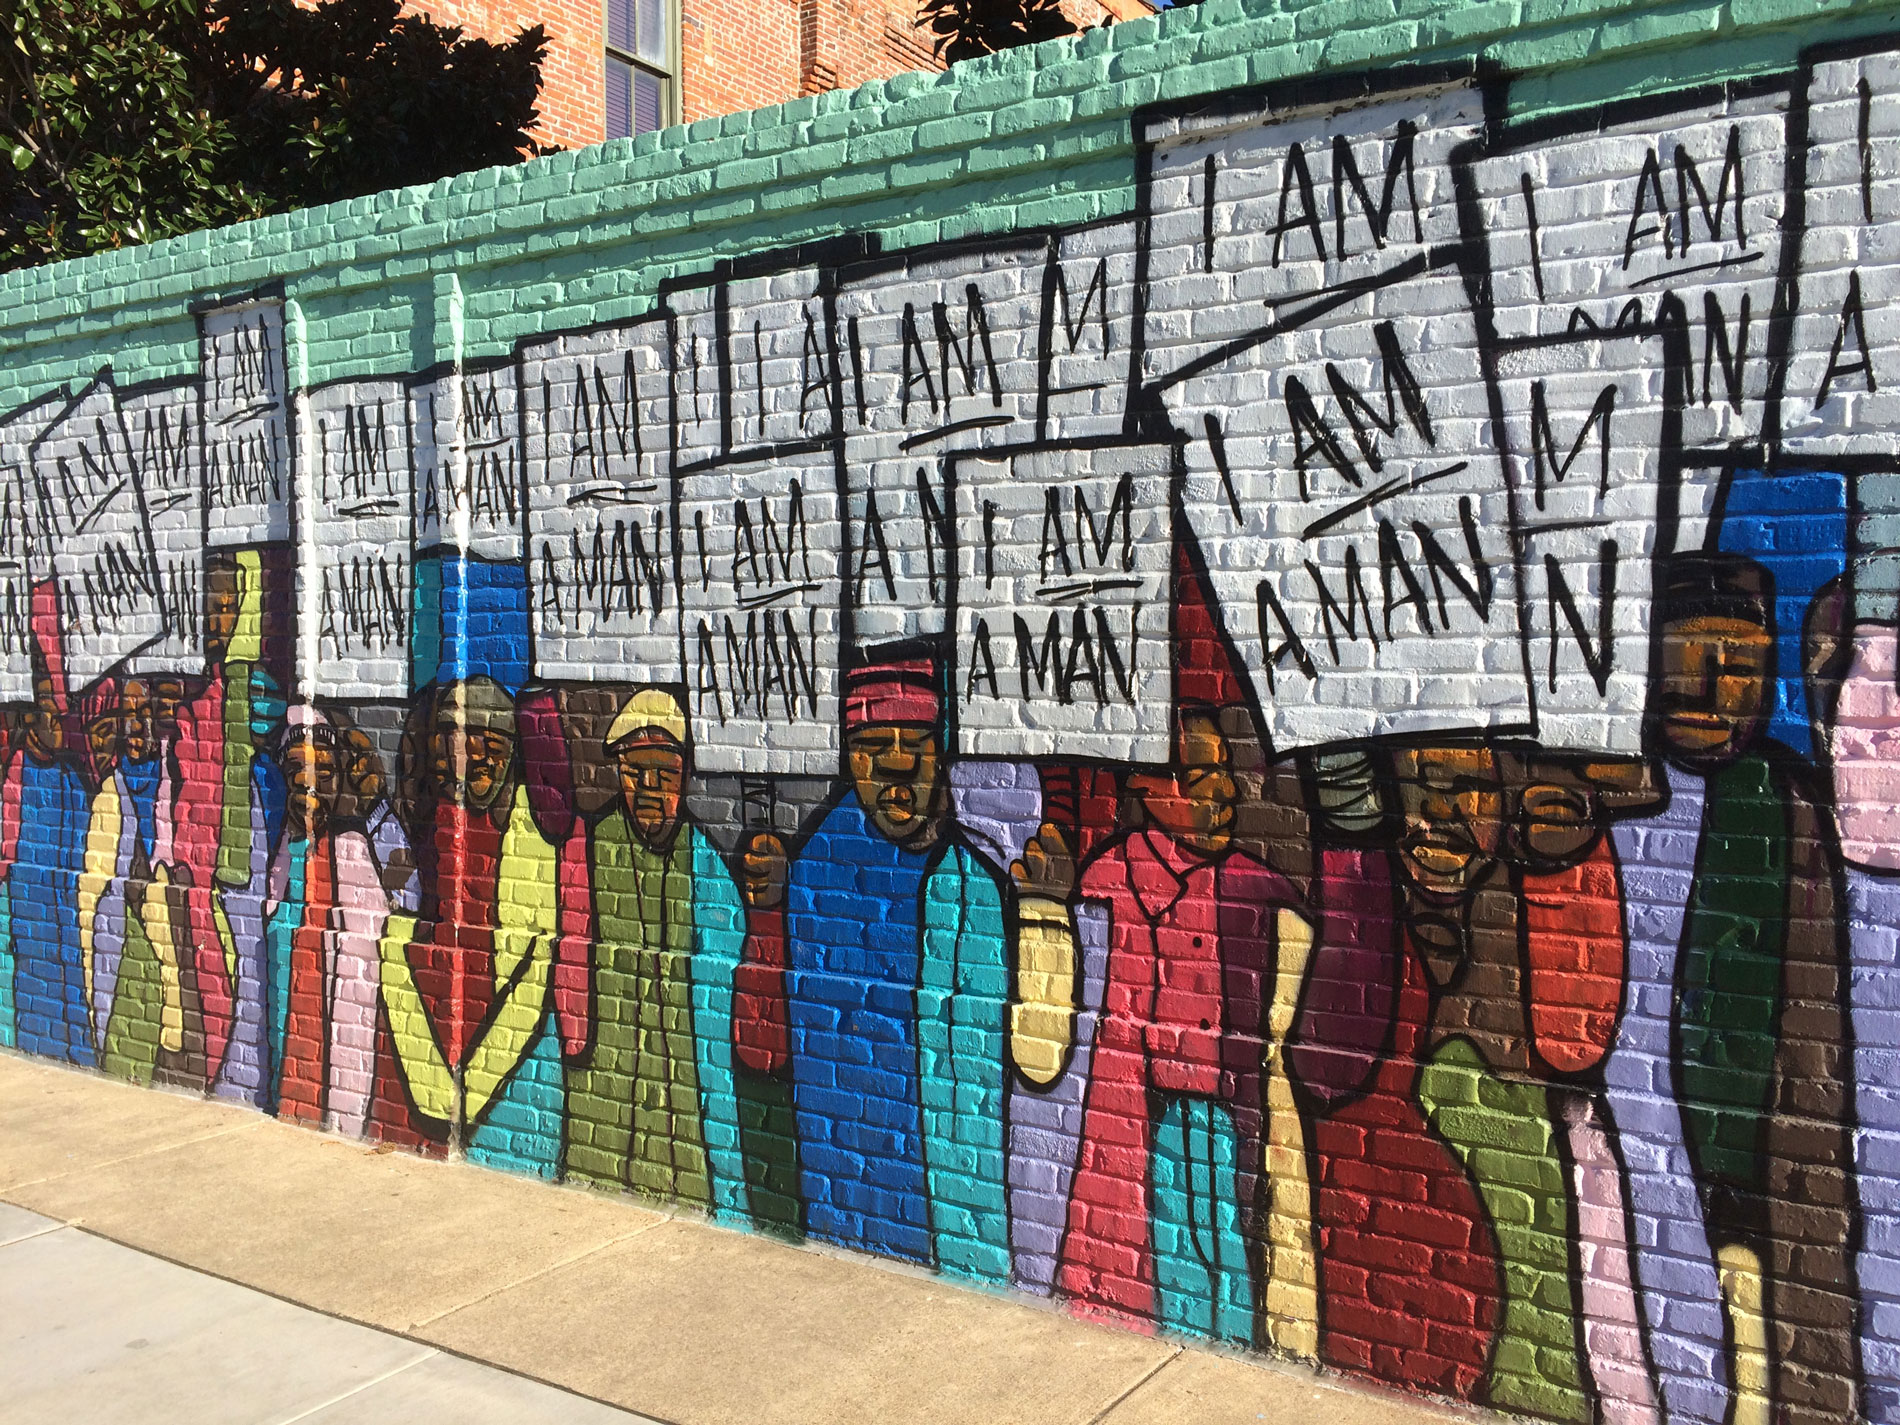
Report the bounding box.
[0,1220,68,1250]
[0,1117,264,1196]
[49,1221,678,1425]
[1084,1346,1184,1425]
[268,1347,439,1425]
[404,1216,670,1331]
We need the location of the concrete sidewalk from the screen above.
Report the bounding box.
[0,1203,655,1423]
[0,1049,1486,1425]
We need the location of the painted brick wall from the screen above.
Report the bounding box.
[9,4,1900,1425]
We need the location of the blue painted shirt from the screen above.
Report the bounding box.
[13,755,92,1065]
[786,796,1011,1281]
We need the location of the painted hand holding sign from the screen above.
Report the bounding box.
[25,31,1900,1425]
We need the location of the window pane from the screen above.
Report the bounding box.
[605,0,635,54]
[605,56,633,139]
[635,0,666,66]
[633,67,664,135]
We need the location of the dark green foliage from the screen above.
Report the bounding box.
[0,0,549,271]
[916,0,1082,65]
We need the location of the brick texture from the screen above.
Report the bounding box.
[4,6,1900,1425]
[415,0,1151,143]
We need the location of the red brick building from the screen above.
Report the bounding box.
[413,0,1153,151]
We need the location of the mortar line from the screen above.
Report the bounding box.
[1084,1345,1184,1425]
[404,1215,673,1329]
[268,1349,441,1425]
[0,1118,264,1197]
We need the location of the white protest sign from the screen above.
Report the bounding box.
[521,318,678,685]
[1147,83,1528,749]
[411,360,523,560]
[836,239,1047,644]
[303,379,414,698]
[950,442,1174,762]
[200,299,292,548]
[1494,329,1675,754]
[1474,85,1789,454]
[123,381,206,674]
[1784,47,1900,455]
[29,373,165,690]
[677,446,842,776]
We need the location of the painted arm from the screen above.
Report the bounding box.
[78,782,123,1022]
[139,864,185,1054]
[1284,846,1399,1110]
[920,847,1011,1285]
[216,668,254,889]
[516,690,591,1060]
[215,548,266,890]
[1008,823,1077,1086]
[368,812,421,915]
[460,793,559,1123]
[1830,622,1900,871]
[554,828,592,1061]
[689,829,751,1224]
[376,911,456,1127]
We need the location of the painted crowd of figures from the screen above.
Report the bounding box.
[26,36,1900,1425]
[0,528,1896,1425]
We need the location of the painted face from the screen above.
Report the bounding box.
[151,678,186,739]
[282,733,340,840]
[204,562,241,664]
[1391,745,1505,899]
[85,703,119,774]
[25,675,62,760]
[341,727,385,809]
[432,722,515,812]
[119,680,155,765]
[1516,777,1595,869]
[1131,713,1237,856]
[740,830,788,910]
[616,739,685,849]
[847,725,941,847]
[1654,614,1773,769]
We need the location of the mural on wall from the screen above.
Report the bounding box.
[25,42,1900,1425]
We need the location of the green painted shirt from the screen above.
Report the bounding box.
[1677,752,1789,1199]
[564,809,710,1206]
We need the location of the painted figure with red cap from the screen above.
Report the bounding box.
[784,655,1012,1281]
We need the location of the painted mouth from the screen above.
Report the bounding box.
[1402,839,1475,876]
[1663,711,1735,745]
